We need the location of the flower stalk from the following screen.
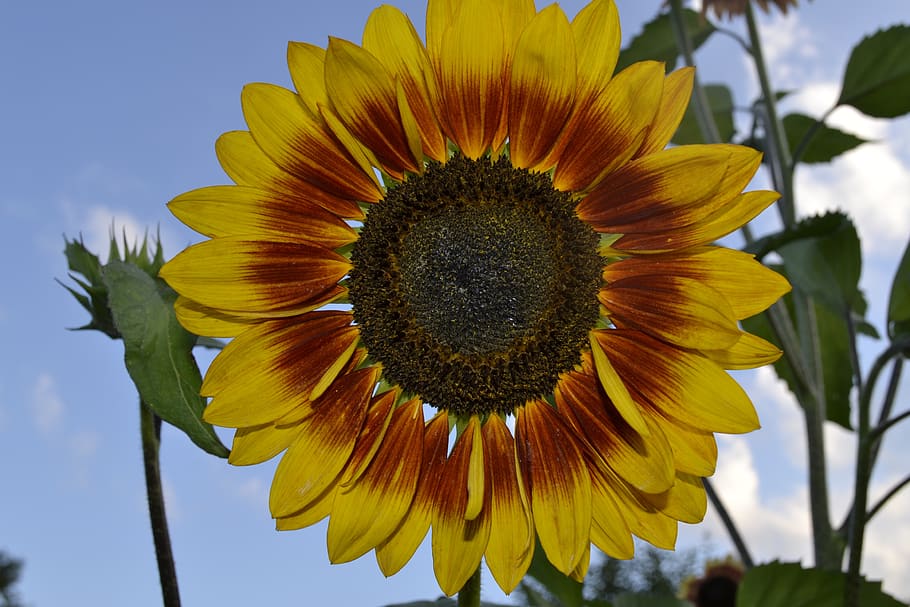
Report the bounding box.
[140,399,182,607]
[457,566,482,607]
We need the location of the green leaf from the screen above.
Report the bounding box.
[776,212,863,314]
[888,238,910,340]
[736,562,905,607]
[61,237,120,338]
[616,9,715,73]
[784,113,868,164]
[672,84,735,144]
[102,261,229,457]
[612,593,686,607]
[742,292,853,429]
[519,541,586,607]
[838,25,910,118]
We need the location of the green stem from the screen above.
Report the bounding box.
[457,566,482,607]
[704,478,754,569]
[795,294,840,569]
[745,3,795,228]
[790,108,836,168]
[865,473,910,525]
[668,0,721,144]
[846,340,910,606]
[140,400,182,607]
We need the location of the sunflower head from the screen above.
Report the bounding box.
[161,0,789,596]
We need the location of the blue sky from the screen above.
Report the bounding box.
[2,1,909,605]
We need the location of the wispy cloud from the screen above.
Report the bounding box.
[30,372,65,435]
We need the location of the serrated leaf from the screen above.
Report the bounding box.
[888,239,910,340]
[613,593,686,607]
[777,212,862,314]
[672,84,735,144]
[838,25,910,118]
[737,562,905,607]
[61,237,119,338]
[102,261,229,457]
[784,113,868,164]
[616,9,715,73]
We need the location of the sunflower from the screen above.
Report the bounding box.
[160,0,789,596]
[700,0,801,19]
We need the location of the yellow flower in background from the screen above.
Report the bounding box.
[160,0,789,596]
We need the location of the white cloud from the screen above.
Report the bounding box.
[757,12,820,89]
[30,373,65,435]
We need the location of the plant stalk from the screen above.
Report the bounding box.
[140,400,182,607]
[457,566,482,607]
[704,478,754,568]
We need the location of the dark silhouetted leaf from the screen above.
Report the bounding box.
[888,239,910,340]
[672,84,735,144]
[838,25,910,118]
[777,212,862,314]
[784,113,868,164]
[737,562,904,607]
[616,9,714,73]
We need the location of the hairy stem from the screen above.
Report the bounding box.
[140,400,181,607]
[457,566,482,607]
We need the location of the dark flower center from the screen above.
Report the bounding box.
[349,154,602,417]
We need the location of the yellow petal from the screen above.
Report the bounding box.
[578,144,757,232]
[569,543,592,582]
[508,4,576,169]
[465,417,485,521]
[269,367,380,517]
[432,416,491,596]
[654,415,718,476]
[168,184,356,248]
[229,421,301,466]
[552,61,664,192]
[339,390,398,487]
[636,67,695,156]
[327,399,424,563]
[595,329,761,434]
[174,295,254,338]
[594,464,679,549]
[215,130,367,219]
[275,481,337,530]
[615,190,780,252]
[432,0,507,158]
[704,331,783,370]
[482,415,534,594]
[589,333,649,436]
[375,412,450,576]
[201,313,358,427]
[572,0,621,103]
[588,465,634,559]
[363,5,446,161]
[325,37,420,176]
[599,275,741,350]
[160,237,350,314]
[641,472,707,524]
[515,400,592,575]
[602,246,791,320]
[555,369,674,494]
[287,42,330,119]
[241,83,382,202]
